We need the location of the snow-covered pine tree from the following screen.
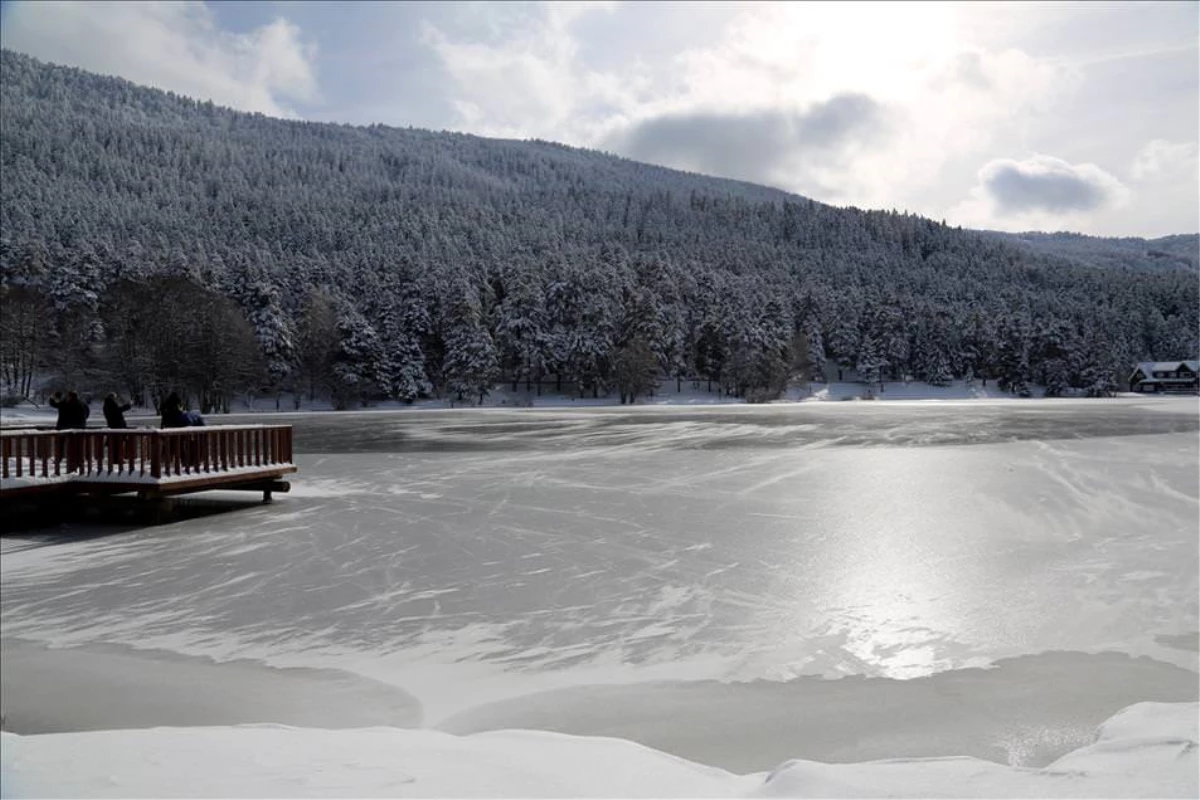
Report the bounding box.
[995,313,1033,396]
[442,291,498,405]
[296,289,338,402]
[829,314,861,373]
[613,336,658,404]
[856,332,886,392]
[331,303,385,409]
[564,260,616,397]
[494,272,547,392]
[245,280,297,405]
[373,277,431,403]
[805,315,827,382]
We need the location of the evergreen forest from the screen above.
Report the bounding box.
[1,49,1197,410]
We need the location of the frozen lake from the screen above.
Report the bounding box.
[3,398,1198,771]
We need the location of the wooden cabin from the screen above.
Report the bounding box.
[1128,361,1199,394]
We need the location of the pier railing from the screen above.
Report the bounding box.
[1,425,294,484]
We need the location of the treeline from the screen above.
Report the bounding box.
[1,243,1187,410]
[0,48,1197,409]
[2,277,261,411]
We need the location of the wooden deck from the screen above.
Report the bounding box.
[1,425,297,503]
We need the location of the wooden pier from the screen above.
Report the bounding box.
[1,426,296,507]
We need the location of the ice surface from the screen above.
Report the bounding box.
[1,398,1196,772]
[436,651,1199,771]
[1,638,421,734]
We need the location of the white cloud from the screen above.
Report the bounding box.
[0,1,319,118]
[1131,139,1199,181]
[419,1,1080,212]
[607,5,1076,209]
[418,2,622,140]
[409,2,1191,236]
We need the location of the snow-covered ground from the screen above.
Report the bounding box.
[3,701,1196,798]
[1,398,1196,796]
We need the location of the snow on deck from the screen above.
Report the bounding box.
[1,462,294,493]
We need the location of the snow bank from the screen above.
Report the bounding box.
[797,379,1021,402]
[2,702,1194,798]
[753,702,1199,798]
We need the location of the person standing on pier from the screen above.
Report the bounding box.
[160,392,189,428]
[48,390,90,430]
[103,393,132,428]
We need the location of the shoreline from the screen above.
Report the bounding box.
[3,636,1196,772]
[3,389,1194,429]
[0,637,423,735]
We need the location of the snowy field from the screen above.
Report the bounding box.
[2,397,1197,796]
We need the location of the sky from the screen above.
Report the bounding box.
[1,0,1196,238]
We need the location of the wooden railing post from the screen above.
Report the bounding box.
[65,432,78,475]
[150,431,162,479]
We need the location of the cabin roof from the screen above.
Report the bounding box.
[1131,360,1199,379]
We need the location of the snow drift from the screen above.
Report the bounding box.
[1,701,1195,798]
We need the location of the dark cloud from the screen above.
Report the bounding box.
[979,155,1127,214]
[798,94,886,148]
[607,93,887,187]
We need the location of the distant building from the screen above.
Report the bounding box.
[822,363,864,383]
[1128,360,1199,394]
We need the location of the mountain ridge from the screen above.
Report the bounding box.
[982,230,1199,273]
[6,47,1194,245]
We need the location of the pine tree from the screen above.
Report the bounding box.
[856,332,886,391]
[1041,359,1070,397]
[613,336,658,404]
[245,280,297,402]
[494,273,547,392]
[374,280,431,402]
[443,292,498,405]
[296,290,338,402]
[996,314,1032,396]
[805,316,826,382]
[331,304,384,409]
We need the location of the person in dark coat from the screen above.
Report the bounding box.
[48,390,90,429]
[103,393,132,428]
[160,392,189,428]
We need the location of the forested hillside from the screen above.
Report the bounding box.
[986,231,1199,274]
[1,49,1196,410]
